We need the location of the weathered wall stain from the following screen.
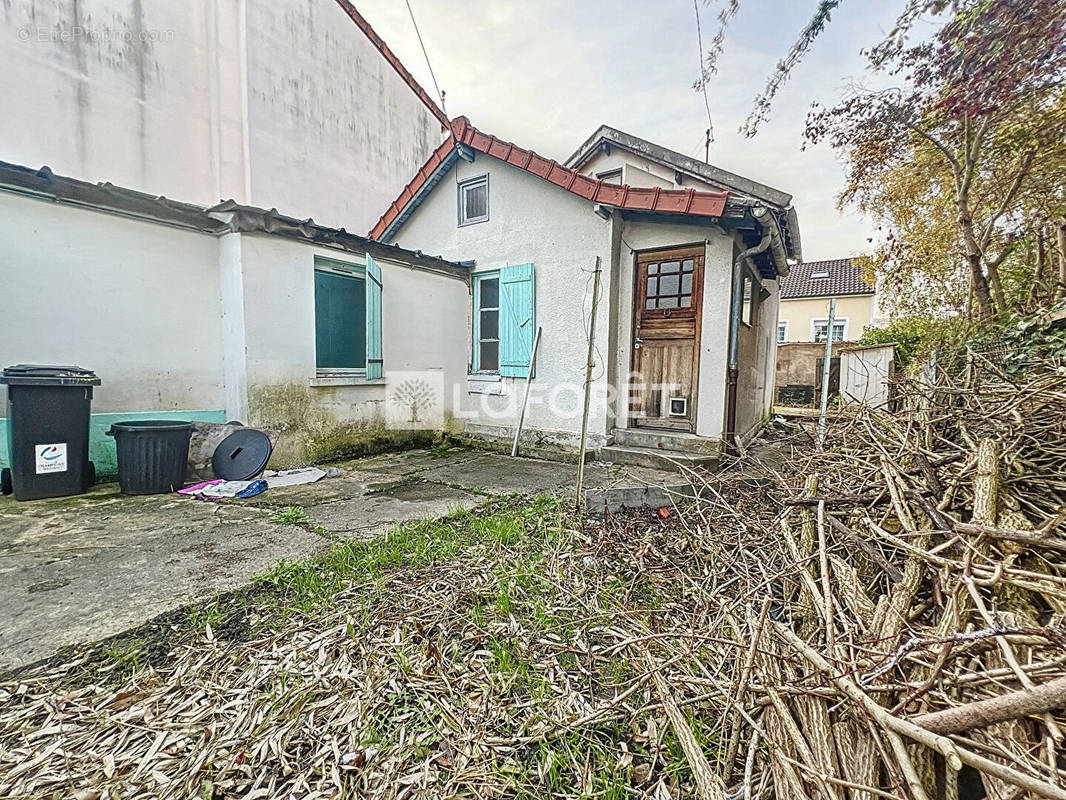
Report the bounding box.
[249,382,437,467]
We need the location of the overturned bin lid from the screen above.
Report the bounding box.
[1,364,101,386]
[212,428,273,481]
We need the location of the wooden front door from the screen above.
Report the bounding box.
[630,246,704,431]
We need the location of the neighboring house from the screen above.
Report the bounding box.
[777,258,877,343]
[0,0,446,232]
[0,162,469,476]
[565,124,801,259]
[371,117,801,460]
[1,1,461,475]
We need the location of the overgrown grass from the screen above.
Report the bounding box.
[254,495,564,615]
[271,505,310,525]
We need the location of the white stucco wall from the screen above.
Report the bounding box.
[0,191,225,413]
[243,0,443,230]
[0,0,442,231]
[234,234,468,428]
[390,154,616,445]
[580,150,723,193]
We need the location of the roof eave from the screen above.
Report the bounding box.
[564,125,794,208]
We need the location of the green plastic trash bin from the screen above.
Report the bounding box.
[1,364,100,501]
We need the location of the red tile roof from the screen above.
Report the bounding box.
[332,0,449,127]
[369,117,729,241]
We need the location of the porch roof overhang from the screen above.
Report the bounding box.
[614,200,791,280]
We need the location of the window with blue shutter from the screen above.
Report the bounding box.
[472,264,535,376]
[499,263,535,377]
[365,254,383,380]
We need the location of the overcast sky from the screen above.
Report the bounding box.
[357,0,907,262]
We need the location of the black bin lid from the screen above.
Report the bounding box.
[212,429,273,481]
[1,364,101,386]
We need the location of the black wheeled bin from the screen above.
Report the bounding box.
[107,420,193,495]
[1,365,100,501]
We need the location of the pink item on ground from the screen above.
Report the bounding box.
[177,479,224,495]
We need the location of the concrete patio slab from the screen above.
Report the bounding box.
[0,447,681,673]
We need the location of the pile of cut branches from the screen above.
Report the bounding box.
[700,350,1066,800]
[0,350,1063,800]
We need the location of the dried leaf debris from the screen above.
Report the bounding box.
[1,352,1065,799]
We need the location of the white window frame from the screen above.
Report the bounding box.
[811,317,848,343]
[472,271,501,374]
[777,320,789,343]
[458,174,489,226]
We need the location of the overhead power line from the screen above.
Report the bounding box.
[404,0,445,114]
[692,0,714,147]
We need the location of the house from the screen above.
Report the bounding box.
[0,161,470,476]
[777,258,878,343]
[371,117,801,459]
[0,1,467,476]
[0,0,446,233]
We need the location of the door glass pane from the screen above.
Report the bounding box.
[647,264,658,275]
[646,299,656,309]
[479,341,499,372]
[659,274,680,295]
[646,276,656,296]
[660,260,680,274]
[680,296,691,308]
[681,273,692,294]
[682,259,694,272]
[659,296,678,308]
[479,276,499,308]
[480,309,498,340]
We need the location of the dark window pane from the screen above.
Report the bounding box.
[659,296,678,309]
[464,182,487,220]
[480,309,498,340]
[681,273,692,294]
[659,274,680,295]
[479,276,499,308]
[681,296,692,307]
[314,270,366,369]
[660,260,680,274]
[479,340,499,371]
[682,259,694,272]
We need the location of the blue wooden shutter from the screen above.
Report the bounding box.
[499,263,535,377]
[365,254,383,379]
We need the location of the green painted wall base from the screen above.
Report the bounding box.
[1,409,227,479]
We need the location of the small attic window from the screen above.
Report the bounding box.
[596,168,622,185]
[458,175,489,226]
[810,271,830,279]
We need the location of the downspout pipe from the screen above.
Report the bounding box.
[725,226,772,449]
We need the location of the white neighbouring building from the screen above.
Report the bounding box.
[0,0,454,475]
[0,0,447,232]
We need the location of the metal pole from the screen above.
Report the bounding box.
[511,326,542,457]
[816,297,836,448]
[575,257,602,507]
